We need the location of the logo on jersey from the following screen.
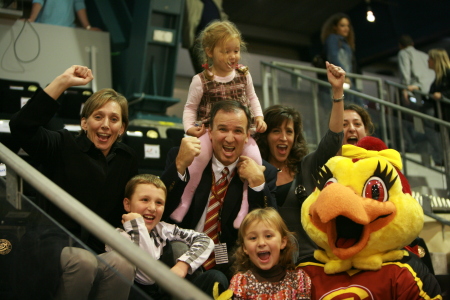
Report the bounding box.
[320,285,374,300]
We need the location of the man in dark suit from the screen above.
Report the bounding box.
[161,101,277,278]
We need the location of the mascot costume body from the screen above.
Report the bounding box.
[299,136,442,300]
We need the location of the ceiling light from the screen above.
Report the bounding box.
[366,10,375,22]
[365,0,375,22]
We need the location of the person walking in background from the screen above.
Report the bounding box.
[171,20,267,227]
[397,35,436,155]
[28,0,101,31]
[182,0,228,74]
[229,208,312,299]
[399,47,447,167]
[397,35,435,106]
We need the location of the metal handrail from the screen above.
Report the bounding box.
[0,142,211,300]
[271,61,384,82]
[260,61,388,144]
[385,80,450,105]
[261,62,450,128]
[261,61,450,196]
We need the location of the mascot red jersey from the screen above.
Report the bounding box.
[299,136,442,300]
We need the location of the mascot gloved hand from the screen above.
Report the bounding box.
[299,136,442,299]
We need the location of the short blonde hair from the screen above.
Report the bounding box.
[232,208,297,273]
[124,174,167,199]
[80,88,129,141]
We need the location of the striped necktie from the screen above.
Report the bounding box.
[203,167,229,270]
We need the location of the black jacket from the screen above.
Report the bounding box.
[9,88,138,253]
[160,147,277,251]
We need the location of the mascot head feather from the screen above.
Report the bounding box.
[301,137,424,274]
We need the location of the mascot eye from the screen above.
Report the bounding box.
[324,178,337,188]
[363,176,388,202]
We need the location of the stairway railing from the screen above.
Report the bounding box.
[0,142,211,300]
[260,61,450,198]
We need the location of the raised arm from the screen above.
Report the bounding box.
[44,65,93,100]
[326,61,345,133]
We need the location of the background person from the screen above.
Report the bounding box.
[182,0,228,74]
[255,62,345,261]
[9,65,138,298]
[321,13,364,107]
[28,0,101,30]
[400,48,448,167]
[397,35,436,154]
[428,48,450,124]
[397,35,435,106]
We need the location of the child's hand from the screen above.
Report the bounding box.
[254,116,267,133]
[122,212,142,224]
[170,261,189,278]
[186,124,206,138]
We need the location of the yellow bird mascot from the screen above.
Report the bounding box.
[299,136,442,300]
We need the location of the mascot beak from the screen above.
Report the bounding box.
[309,182,396,260]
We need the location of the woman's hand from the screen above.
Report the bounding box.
[186,124,206,138]
[326,61,346,89]
[60,65,94,87]
[432,92,442,100]
[326,62,346,100]
[254,116,267,133]
[44,65,94,100]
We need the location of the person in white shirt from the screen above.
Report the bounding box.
[106,174,227,299]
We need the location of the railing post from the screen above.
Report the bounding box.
[312,82,321,143]
[261,64,271,109]
[5,166,22,210]
[271,68,279,105]
[440,125,450,197]
[385,83,396,149]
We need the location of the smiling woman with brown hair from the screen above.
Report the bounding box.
[255,62,345,262]
[342,103,374,146]
[9,65,138,299]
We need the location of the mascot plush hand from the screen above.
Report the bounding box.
[299,137,442,300]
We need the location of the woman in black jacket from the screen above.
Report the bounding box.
[255,62,345,262]
[428,48,450,124]
[9,65,138,299]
